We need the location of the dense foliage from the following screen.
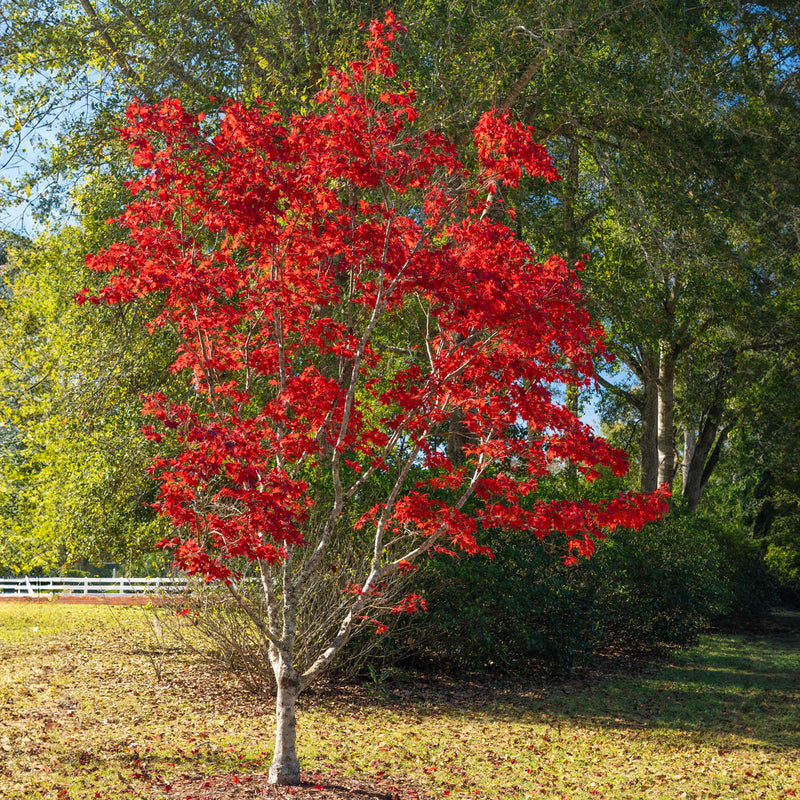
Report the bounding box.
[402,505,773,675]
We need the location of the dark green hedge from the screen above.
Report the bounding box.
[375,510,773,674]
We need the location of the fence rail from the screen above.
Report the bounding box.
[0,576,189,596]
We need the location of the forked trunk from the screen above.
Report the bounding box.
[269,667,302,785]
[682,404,729,511]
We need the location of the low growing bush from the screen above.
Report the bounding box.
[388,509,772,674]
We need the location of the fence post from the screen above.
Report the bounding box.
[24,575,35,597]
[83,576,88,595]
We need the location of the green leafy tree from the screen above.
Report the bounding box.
[0,220,178,572]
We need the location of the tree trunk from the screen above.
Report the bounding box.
[640,350,659,493]
[682,426,696,494]
[562,133,580,477]
[565,361,580,417]
[268,664,302,785]
[564,360,580,479]
[682,403,728,511]
[657,343,676,487]
[445,333,471,466]
[446,407,469,467]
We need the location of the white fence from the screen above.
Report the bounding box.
[0,575,189,596]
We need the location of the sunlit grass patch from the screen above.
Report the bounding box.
[0,601,116,642]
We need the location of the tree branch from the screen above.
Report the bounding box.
[79,0,155,103]
[595,372,643,411]
[108,0,213,97]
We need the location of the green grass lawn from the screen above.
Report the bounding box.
[0,602,798,799]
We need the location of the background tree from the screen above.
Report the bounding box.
[0,219,179,572]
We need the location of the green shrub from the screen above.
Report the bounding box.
[62,568,91,578]
[591,513,734,648]
[406,537,600,673]
[378,507,772,675]
[763,517,800,605]
[705,515,774,616]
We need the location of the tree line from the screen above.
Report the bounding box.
[0,1,798,621]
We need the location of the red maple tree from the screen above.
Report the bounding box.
[84,13,668,785]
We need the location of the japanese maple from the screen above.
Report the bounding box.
[84,12,668,785]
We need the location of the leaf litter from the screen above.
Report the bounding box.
[1,602,799,799]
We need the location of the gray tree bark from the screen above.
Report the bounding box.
[657,343,676,487]
[269,663,302,785]
[682,426,696,494]
[682,403,729,510]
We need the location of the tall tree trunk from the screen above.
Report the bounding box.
[682,426,696,494]
[269,661,302,785]
[640,350,659,493]
[562,131,581,478]
[657,343,676,487]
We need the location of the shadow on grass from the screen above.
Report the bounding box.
[564,636,800,749]
[336,614,800,751]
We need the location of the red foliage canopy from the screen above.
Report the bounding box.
[85,12,667,593]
